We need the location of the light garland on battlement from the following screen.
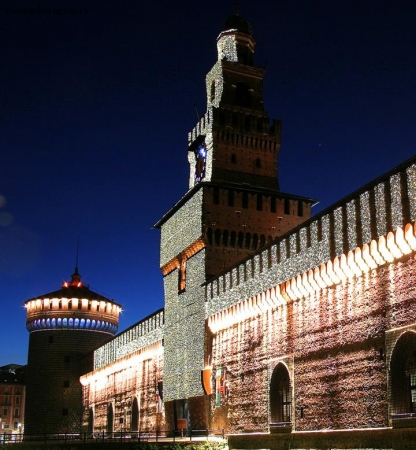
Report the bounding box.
[208,222,416,333]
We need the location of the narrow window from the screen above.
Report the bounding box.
[178,260,186,293]
[214,229,221,245]
[242,192,248,209]
[255,158,261,168]
[271,196,276,213]
[213,187,220,205]
[230,231,236,247]
[284,198,290,215]
[231,153,237,164]
[238,232,244,247]
[298,201,303,217]
[228,190,234,206]
[257,194,263,211]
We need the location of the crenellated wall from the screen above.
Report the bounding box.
[93,309,164,370]
[206,159,416,319]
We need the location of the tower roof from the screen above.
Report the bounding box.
[221,13,253,36]
[26,268,119,305]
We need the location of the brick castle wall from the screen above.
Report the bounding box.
[209,253,416,432]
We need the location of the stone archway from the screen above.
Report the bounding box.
[270,363,292,427]
[390,331,416,415]
[131,397,139,431]
[106,403,114,433]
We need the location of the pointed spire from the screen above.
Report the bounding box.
[62,236,83,288]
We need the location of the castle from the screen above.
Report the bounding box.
[25,13,416,446]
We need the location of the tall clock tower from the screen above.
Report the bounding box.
[155,13,315,429]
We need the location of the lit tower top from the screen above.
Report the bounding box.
[188,12,282,191]
[24,268,122,334]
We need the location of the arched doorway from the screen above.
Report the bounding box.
[131,397,139,431]
[390,331,416,415]
[106,403,114,433]
[270,363,292,426]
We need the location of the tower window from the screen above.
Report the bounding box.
[48,335,53,344]
[284,198,290,215]
[230,231,236,247]
[214,229,221,245]
[257,194,263,211]
[178,260,186,293]
[213,187,220,205]
[235,82,251,107]
[255,158,261,168]
[271,196,276,213]
[231,153,237,164]
[228,190,234,206]
[242,192,248,209]
[298,201,303,217]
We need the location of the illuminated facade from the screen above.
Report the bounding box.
[77,13,416,441]
[0,365,25,436]
[24,269,121,434]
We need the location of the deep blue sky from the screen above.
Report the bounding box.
[1,0,415,366]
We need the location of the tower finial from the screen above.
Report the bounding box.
[70,235,82,286]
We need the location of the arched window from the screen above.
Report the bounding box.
[390,332,416,416]
[88,407,94,435]
[238,232,244,248]
[245,232,251,249]
[270,363,292,425]
[214,229,221,245]
[252,234,259,250]
[131,397,139,431]
[230,231,236,247]
[207,228,213,245]
[223,230,229,247]
[107,403,114,433]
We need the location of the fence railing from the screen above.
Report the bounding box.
[1,429,226,445]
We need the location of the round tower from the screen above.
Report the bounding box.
[24,268,122,435]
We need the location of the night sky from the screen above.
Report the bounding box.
[1,0,415,367]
